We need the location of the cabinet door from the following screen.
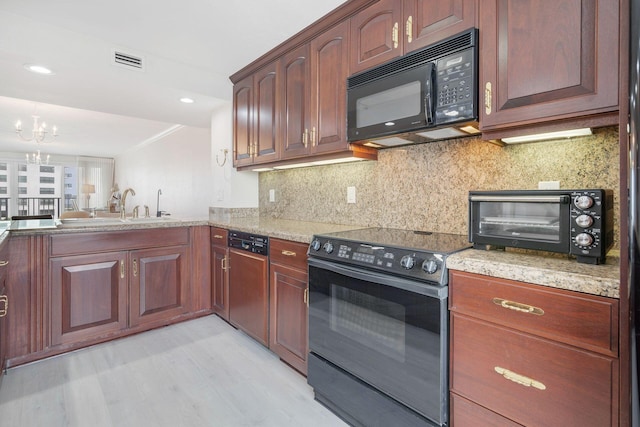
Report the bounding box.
[228,249,269,346]
[129,246,189,328]
[479,0,619,131]
[270,262,308,375]
[232,74,253,167]
[50,251,128,346]
[310,21,351,154]
[253,62,280,164]
[280,44,312,160]
[0,245,7,374]
[350,0,403,73]
[211,244,229,321]
[403,0,476,53]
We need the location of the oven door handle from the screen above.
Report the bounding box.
[308,258,447,299]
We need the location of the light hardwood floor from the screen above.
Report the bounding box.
[0,315,347,427]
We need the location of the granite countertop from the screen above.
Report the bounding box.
[447,248,620,298]
[9,217,210,235]
[209,217,363,244]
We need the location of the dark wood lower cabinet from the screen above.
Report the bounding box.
[269,238,309,375]
[129,246,189,328]
[50,251,128,346]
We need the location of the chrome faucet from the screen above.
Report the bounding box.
[120,188,136,219]
[156,189,162,217]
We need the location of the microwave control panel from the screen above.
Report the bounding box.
[435,47,476,124]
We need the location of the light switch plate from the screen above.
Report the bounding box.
[347,186,356,204]
[269,189,275,202]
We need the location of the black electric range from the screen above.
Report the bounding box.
[307,227,471,286]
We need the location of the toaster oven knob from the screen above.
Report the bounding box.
[400,255,415,269]
[575,232,594,247]
[422,259,438,274]
[323,242,334,254]
[310,239,321,251]
[575,214,594,228]
[574,195,594,210]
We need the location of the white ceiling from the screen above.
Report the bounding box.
[0,0,346,158]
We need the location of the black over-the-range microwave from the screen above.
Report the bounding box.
[469,189,614,264]
[347,28,479,147]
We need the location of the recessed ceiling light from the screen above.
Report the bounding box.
[24,64,54,75]
[180,97,194,104]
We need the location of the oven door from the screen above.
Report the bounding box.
[308,257,448,425]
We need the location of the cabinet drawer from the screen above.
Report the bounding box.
[210,227,228,245]
[450,393,521,427]
[451,314,618,427]
[269,238,308,270]
[449,271,618,356]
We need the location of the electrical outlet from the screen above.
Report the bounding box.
[347,186,356,204]
[269,189,275,202]
[538,181,560,190]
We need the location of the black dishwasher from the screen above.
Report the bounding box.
[227,230,270,346]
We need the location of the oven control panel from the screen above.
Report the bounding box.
[309,237,448,285]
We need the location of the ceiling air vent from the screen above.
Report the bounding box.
[111,49,145,71]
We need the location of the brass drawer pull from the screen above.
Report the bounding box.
[0,260,8,267]
[213,234,224,240]
[492,298,544,316]
[0,295,7,317]
[281,250,297,257]
[495,366,546,390]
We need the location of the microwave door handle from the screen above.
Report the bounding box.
[424,64,435,125]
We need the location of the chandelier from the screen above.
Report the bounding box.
[15,115,58,143]
[25,150,50,165]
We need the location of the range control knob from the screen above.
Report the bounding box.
[400,255,415,270]
[575,214,594,228]
[323,242,334,254]
[422,259,438,274]
[575,233,594,247]
[310,239,321,251]
[574,195,594,210]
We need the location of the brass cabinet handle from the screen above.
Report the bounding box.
[0,260,8,267]
[494,366,546,390]
[303,288,309,306]
[485,82,492,115]
[133,259,138,277]
[213,234,224,240]
[120,260,125,279]
[405,16,412,43]
[281,250,296,257]
[492,298,544,316]
[392,22,399,48]
[310,127,316,146]
[221,256,229,271]
[302,129,308,148]
[0,295,7,317]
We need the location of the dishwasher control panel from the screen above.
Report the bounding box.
[228,230,269,256]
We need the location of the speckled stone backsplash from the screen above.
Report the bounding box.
[259,126,620,248]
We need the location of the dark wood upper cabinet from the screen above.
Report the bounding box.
[232,61,279,167]
[310,21,351,154]
[280,44,312,159]
[350,0,476,73]
[479,0,619,132]
[403,0,476,52]
[350,0,403,73]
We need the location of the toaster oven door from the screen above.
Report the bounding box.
[469,193,572,252]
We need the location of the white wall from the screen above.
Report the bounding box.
[210,102,258,208]
[114,126,213,218]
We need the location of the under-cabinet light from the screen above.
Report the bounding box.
[501,128,592,144]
